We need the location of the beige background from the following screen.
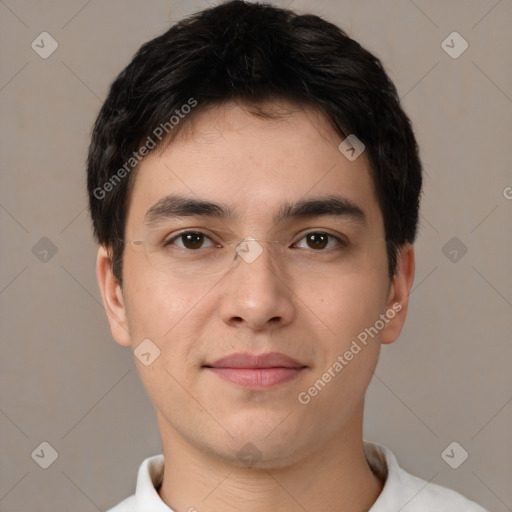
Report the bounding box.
[1,0,511,511]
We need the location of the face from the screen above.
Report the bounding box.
[98,101,413,468]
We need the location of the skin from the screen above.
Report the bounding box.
[97,100,415,512]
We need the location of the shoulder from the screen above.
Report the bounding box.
[364,441,488,512]
[104,454,166,512]
[104,494,136,512]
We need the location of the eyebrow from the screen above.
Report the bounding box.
[145,193,367,227]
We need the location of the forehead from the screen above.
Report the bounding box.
[125,101,383,234]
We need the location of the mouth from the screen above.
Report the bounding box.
[203,352,308,389]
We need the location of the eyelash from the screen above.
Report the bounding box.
[162,230,348,251]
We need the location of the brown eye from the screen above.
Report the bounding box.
[306,233,328,250]
[182,232,205,249]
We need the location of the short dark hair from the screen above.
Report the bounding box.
[87,0,422,283]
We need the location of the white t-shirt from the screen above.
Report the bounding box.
[106,441,487,511]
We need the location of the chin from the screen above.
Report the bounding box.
[212,417,312,465]
[213,437,307,470]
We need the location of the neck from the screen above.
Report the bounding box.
[156,406,383,512]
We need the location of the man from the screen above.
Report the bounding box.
[87,1,487,510]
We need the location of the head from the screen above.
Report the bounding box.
[88,1,420,467]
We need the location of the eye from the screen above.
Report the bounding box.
[164,231,217,250]
[293,232,346,250]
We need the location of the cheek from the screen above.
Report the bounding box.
[124,276,203,409]
[301,265,389,342]
[123,262,209,342]
[297,272,387,411]
[122,268,215,398]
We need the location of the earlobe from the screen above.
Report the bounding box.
[96,246,132,347]
[381,243,415,345]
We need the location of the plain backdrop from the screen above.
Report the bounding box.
[1,1,511,511]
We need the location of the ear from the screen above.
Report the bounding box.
[381,243,415,345]
[96,245,131,347]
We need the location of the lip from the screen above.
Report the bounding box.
[203,352,307,389]
[206,352,304,369]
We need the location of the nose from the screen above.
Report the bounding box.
[218,239,296,331]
